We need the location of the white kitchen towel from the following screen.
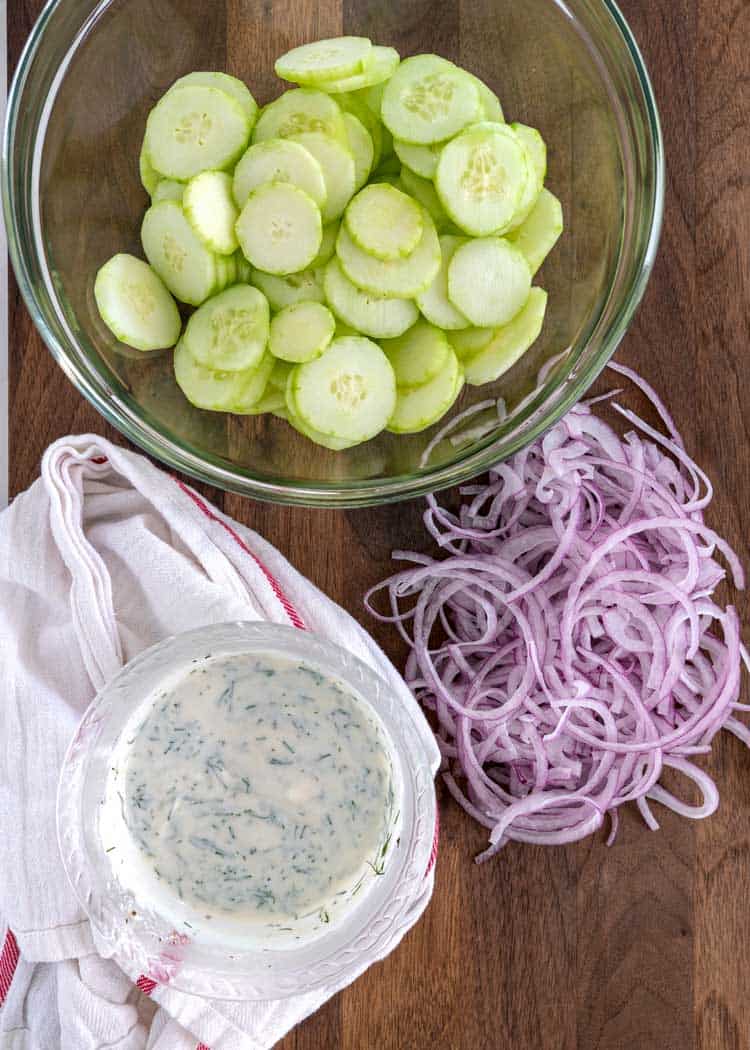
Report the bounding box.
[0,435,440,1050]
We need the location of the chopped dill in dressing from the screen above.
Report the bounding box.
[116,652,396,930]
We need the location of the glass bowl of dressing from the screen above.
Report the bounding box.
[57,622,437,1000]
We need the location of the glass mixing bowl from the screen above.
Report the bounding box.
[3,0,663,507]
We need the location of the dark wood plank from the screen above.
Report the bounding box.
[6,2,750,1049]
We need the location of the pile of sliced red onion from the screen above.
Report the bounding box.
[367,364,749,859]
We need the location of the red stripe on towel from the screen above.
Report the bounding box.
[0,929,19,1007]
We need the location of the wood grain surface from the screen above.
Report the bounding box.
[7,2,750,1047]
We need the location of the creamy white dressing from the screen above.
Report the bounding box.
[102,651,398,944]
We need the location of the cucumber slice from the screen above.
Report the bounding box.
[269,358,293,391]
[466,74,504,123]
[285,389,360,450]
[152,179,184,203]
[311,221,339,267]
[506,123,547,231]
[313,46,400,94]
[94,253,181,351]
[291,336,396,442]
[250,266,326,310]
[506,188,563,275]
[369,172,402,188]
[215,251,237,291]
[447,236,531,327]
[393,138,443,179]
[232,138,327,210]
[464,287,547,385]
[139,140,161,196]
[145,85,251,181]
[170,71,258,125]
[141,200,217,306]
[252,88,346,145]
[275,37,373,85]
[324,257,419,338]
[381,318,451,388]
[183,170,239,255]
[374,152,402,177]
[269,300,335,363]
[343,112,374,190]
[398,167,450,230]
[381,55,480,144]
[337,92,383,165]
[174,340,273,412]
[448,325,494,359]
[435,124,528,236]
[416,234,470,330]
[334,319,358,337]
[380,319,449,390]
[234,252,252,284]
[336,206,440,298]
[288,131,356,222]
[358,81,386,117]
[387,346,463,433]
[344,183,423,261]
[236,182,322,275]
[241,387,286,415]
[183,284,269,371]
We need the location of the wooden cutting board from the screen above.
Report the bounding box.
[7,1,750,1046]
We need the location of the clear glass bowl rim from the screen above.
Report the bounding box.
[3,0,665,508]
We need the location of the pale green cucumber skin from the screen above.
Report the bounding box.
[152,179,184,203]
[464,287,548,386]
[381,319,451,388]
[323,257,419,339]
[335,206,441,299]
[344,183,423,261]
[139,140,161,196]
[183,284,269,372]
[141,200,218,307]
[240,387,286,414]
[448,326,495,359]
[399,167,450,231]
[311,222,340,268]
[506,188,563,275]
[288,131,357,222]
[269,359,294,391]
[393,138,442,179]
[269,301,336,363]
[416,234,470,330]
[94,253,181,352]
[174,341,273,412]
[387,346,464,433]
[343,112,375,190]
[310,46,400,94]
[505,124,547,232]
[183,170,239,255]
[275,37,373,85]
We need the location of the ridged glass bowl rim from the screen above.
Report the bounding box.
[3,0,664,508]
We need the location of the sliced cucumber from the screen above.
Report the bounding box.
[275,37,373,85]
[435,124,528,236]
[381,319,451,388]
[288,131,356,222]
[311,221,339,267]
[234,252,252,284]
[291,336,396,442]
[269,358,293,391]
[253,88,346,145]
[215,252,237,291]
[337,92,383,165]
[312,46,400,94]
[398,167,450,230]
[447,236,531,327]
[94,253,181,351]
[393,138,443,179]
[324,257,419,338]
[250,266,325,310]
[344,183,423,261]
[145,85,251,181]
[381,55,480,144]
[170,71,258,125]
[506,123,546,231]
[336,206,440,298]
[139,140,161,196]
[466,74,504,123]
[174,340,273,412]
[232,138,327,210]
[241,387,286,414]
[464,287,547,385]
[358,81,386,117]
[236,182,322,275]
[373,151,402,177]
[506,188,563,275]
[343,112,374,190]
[416,234,470,330]
[269,300,335,363]
[334,319,358,337]
[141,200,217,306]
[448,325,495,359]
[387,346,463,433]
[183,170,239,255]
[152,179,184,203]
[183,284,269,371]
[285,388,360,450]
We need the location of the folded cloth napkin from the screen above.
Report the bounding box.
[0,435,440,1050]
